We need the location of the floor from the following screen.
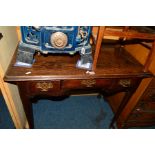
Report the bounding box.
[0,93,15,128]
[0,93,155,129]
[33,95,113,129]
[0,94,114,129]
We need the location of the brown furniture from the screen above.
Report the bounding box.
[92,26,155,128]
[107,42,155,128]
[4,26,155,129]
[124,77,155,128]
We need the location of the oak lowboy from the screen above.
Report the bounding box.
[4,43,152,128]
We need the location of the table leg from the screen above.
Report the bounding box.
[21,94,34,129]
[18,83,34,129]
[109,89,136,128]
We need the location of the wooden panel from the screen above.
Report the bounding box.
[136,100,155,112]
[0,27,27,128]
[128,111,155,122]
[124,121,155,128]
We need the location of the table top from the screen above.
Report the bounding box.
[4,44,152,82]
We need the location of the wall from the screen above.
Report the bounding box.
[0,26,26,128]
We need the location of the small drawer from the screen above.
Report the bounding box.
[26,80,60,95]
[109,78,140,91]
[123,121,155,128]
[118,78,139,88]
[135,100,155,112]
[128,108,155,122]
[62,79,112,90]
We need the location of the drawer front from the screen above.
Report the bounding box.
[128,107,155,122]
[62,79,113,90]
[126,84,155,126]
[26,80,60,95]
[123,121,155,128]
[136,100,155,112]
[112,78,139,89]
[128,99,155,123]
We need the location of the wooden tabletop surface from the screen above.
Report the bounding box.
[4,44,152,81]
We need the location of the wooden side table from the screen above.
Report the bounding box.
[4,43,151,128]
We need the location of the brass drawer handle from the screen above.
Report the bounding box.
[36,82,53,91]
[81,79,96,87]
[119,79,131,87]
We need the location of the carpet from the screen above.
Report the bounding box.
[33,95,113,129]
[0,93,15,129]
[1,93,155,129]
[0,94,113,129]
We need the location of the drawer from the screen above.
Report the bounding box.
[26,80,60,95]
[123,121,155,128]
[112,78,140,89]
[128,107,155,122]
[62,78,138,90]
[62,79,113,90]
[108,78,140,93]
[136,100,155,112]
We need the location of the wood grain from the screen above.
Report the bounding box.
[4,26,155,128]
[4,38,152,128]
[4,44,151,82]
[118,78,153,128]
[93,26,105,70]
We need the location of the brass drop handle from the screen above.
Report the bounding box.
[119,79,131,87]
[81,79,96,87]
[36,82,53,91]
